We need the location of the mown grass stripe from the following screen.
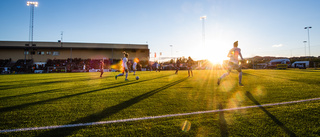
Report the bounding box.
[1,97,319,133]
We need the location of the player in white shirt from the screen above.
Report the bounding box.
[132,60,137,75]
[115,52,129,81]
[218,41,244,86]
[156,62,161,72]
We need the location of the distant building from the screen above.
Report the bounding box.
[243,56,320,69]
[0,41,150,63]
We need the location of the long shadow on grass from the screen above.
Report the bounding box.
[0,75,86,87]
[0,74,174,114]
[0,76,116,101]
[245,91,296,137]
[0,75,83,83]
[0,75,114,91]
[218,103,229,137]
[36,77,188,137]
[0,88,61,101]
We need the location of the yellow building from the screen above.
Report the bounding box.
[0,41,149,63]
[0,41,150,73]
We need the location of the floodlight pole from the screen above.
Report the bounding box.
[304,26,312,56]
[200,16,206,48]
[27,1,38,62]
[27,1,38,44]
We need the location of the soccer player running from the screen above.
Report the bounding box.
[187,56,193,77]
[100,60,104,77]
[218,41,244,86]
[115,52,129,81]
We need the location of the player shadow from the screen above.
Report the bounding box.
[35,77,189,137]
[0,81,64,91]
[0,74,175,114]
[245,91,297,137]
[0,75,114,91]
[0,78,117,101]
[0,88,61,101]
[0,80,69,91]
[218,103,229,137]
[0,74,139,102]
[0,75,82,83]
[0,75,87,86]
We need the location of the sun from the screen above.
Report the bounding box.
[208,55,226,65]
[193,45,228,65]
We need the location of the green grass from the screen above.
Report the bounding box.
[0,69,320,136]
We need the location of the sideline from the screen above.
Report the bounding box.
[1,97,320,133]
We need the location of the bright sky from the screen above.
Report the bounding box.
[1,0,320,63]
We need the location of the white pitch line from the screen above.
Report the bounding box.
[1,97,320,133]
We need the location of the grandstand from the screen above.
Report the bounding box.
[0,59,14,74]
[0,41,149,73]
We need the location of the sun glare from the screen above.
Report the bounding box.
[193,45,228,65]
[207,54,226,65]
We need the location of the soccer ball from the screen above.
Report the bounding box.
[136,76,139,80]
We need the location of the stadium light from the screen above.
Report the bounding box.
[304,26,312,56]
[27,1,38,7]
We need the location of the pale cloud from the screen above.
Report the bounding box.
[272,44,283,48]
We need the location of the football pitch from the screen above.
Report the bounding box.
[0,69,320,136]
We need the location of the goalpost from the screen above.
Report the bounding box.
[47,66,67,73]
